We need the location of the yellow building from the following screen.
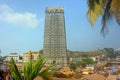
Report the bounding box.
[22,50,42,62]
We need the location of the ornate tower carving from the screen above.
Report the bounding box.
[43,7,67,65]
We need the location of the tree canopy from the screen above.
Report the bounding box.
[79,57,94,67]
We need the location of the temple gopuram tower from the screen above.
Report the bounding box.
[43,7,67,65]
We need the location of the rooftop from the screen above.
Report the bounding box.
[46,7,64,13]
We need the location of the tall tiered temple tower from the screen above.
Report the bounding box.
[43,7,67,65]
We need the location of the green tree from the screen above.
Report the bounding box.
[38,50,43,59]
[79,57,94,67]
[69,62,77,71]
[9,58,54,80]
[81,53,88,57]
[104,48,115,58]
[87,0,120,36]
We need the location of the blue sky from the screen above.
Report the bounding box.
[0,0,120,56]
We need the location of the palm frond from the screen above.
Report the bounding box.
[23,58,54,80]
[87,0,100,10]
[87,0,107,26]
[9,58,54,80]
[39,64,55,80]
[23,60,33,80]
[101,0,112,37]
[9,58,22,80]
[110,0,120,24]
[30,59,46,80]
[39,61,55,80]
[87,0,95,10]
[86,0,118,36]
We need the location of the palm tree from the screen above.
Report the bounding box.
[9,58,54,80]
[87,0,120,36]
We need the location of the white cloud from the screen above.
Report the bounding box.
[0,4,40,28]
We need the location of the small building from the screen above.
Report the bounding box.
[3,53,20,71]
[81,69,90,75]
[4,53,19,62]
[86,64,94,70]
[90,57,97,62]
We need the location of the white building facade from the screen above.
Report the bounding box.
[4,53,19,62]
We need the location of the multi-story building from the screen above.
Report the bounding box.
[43,7,67,65]
[22,50,41,62]
[3,53,20,70]
[4,53,19,62]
